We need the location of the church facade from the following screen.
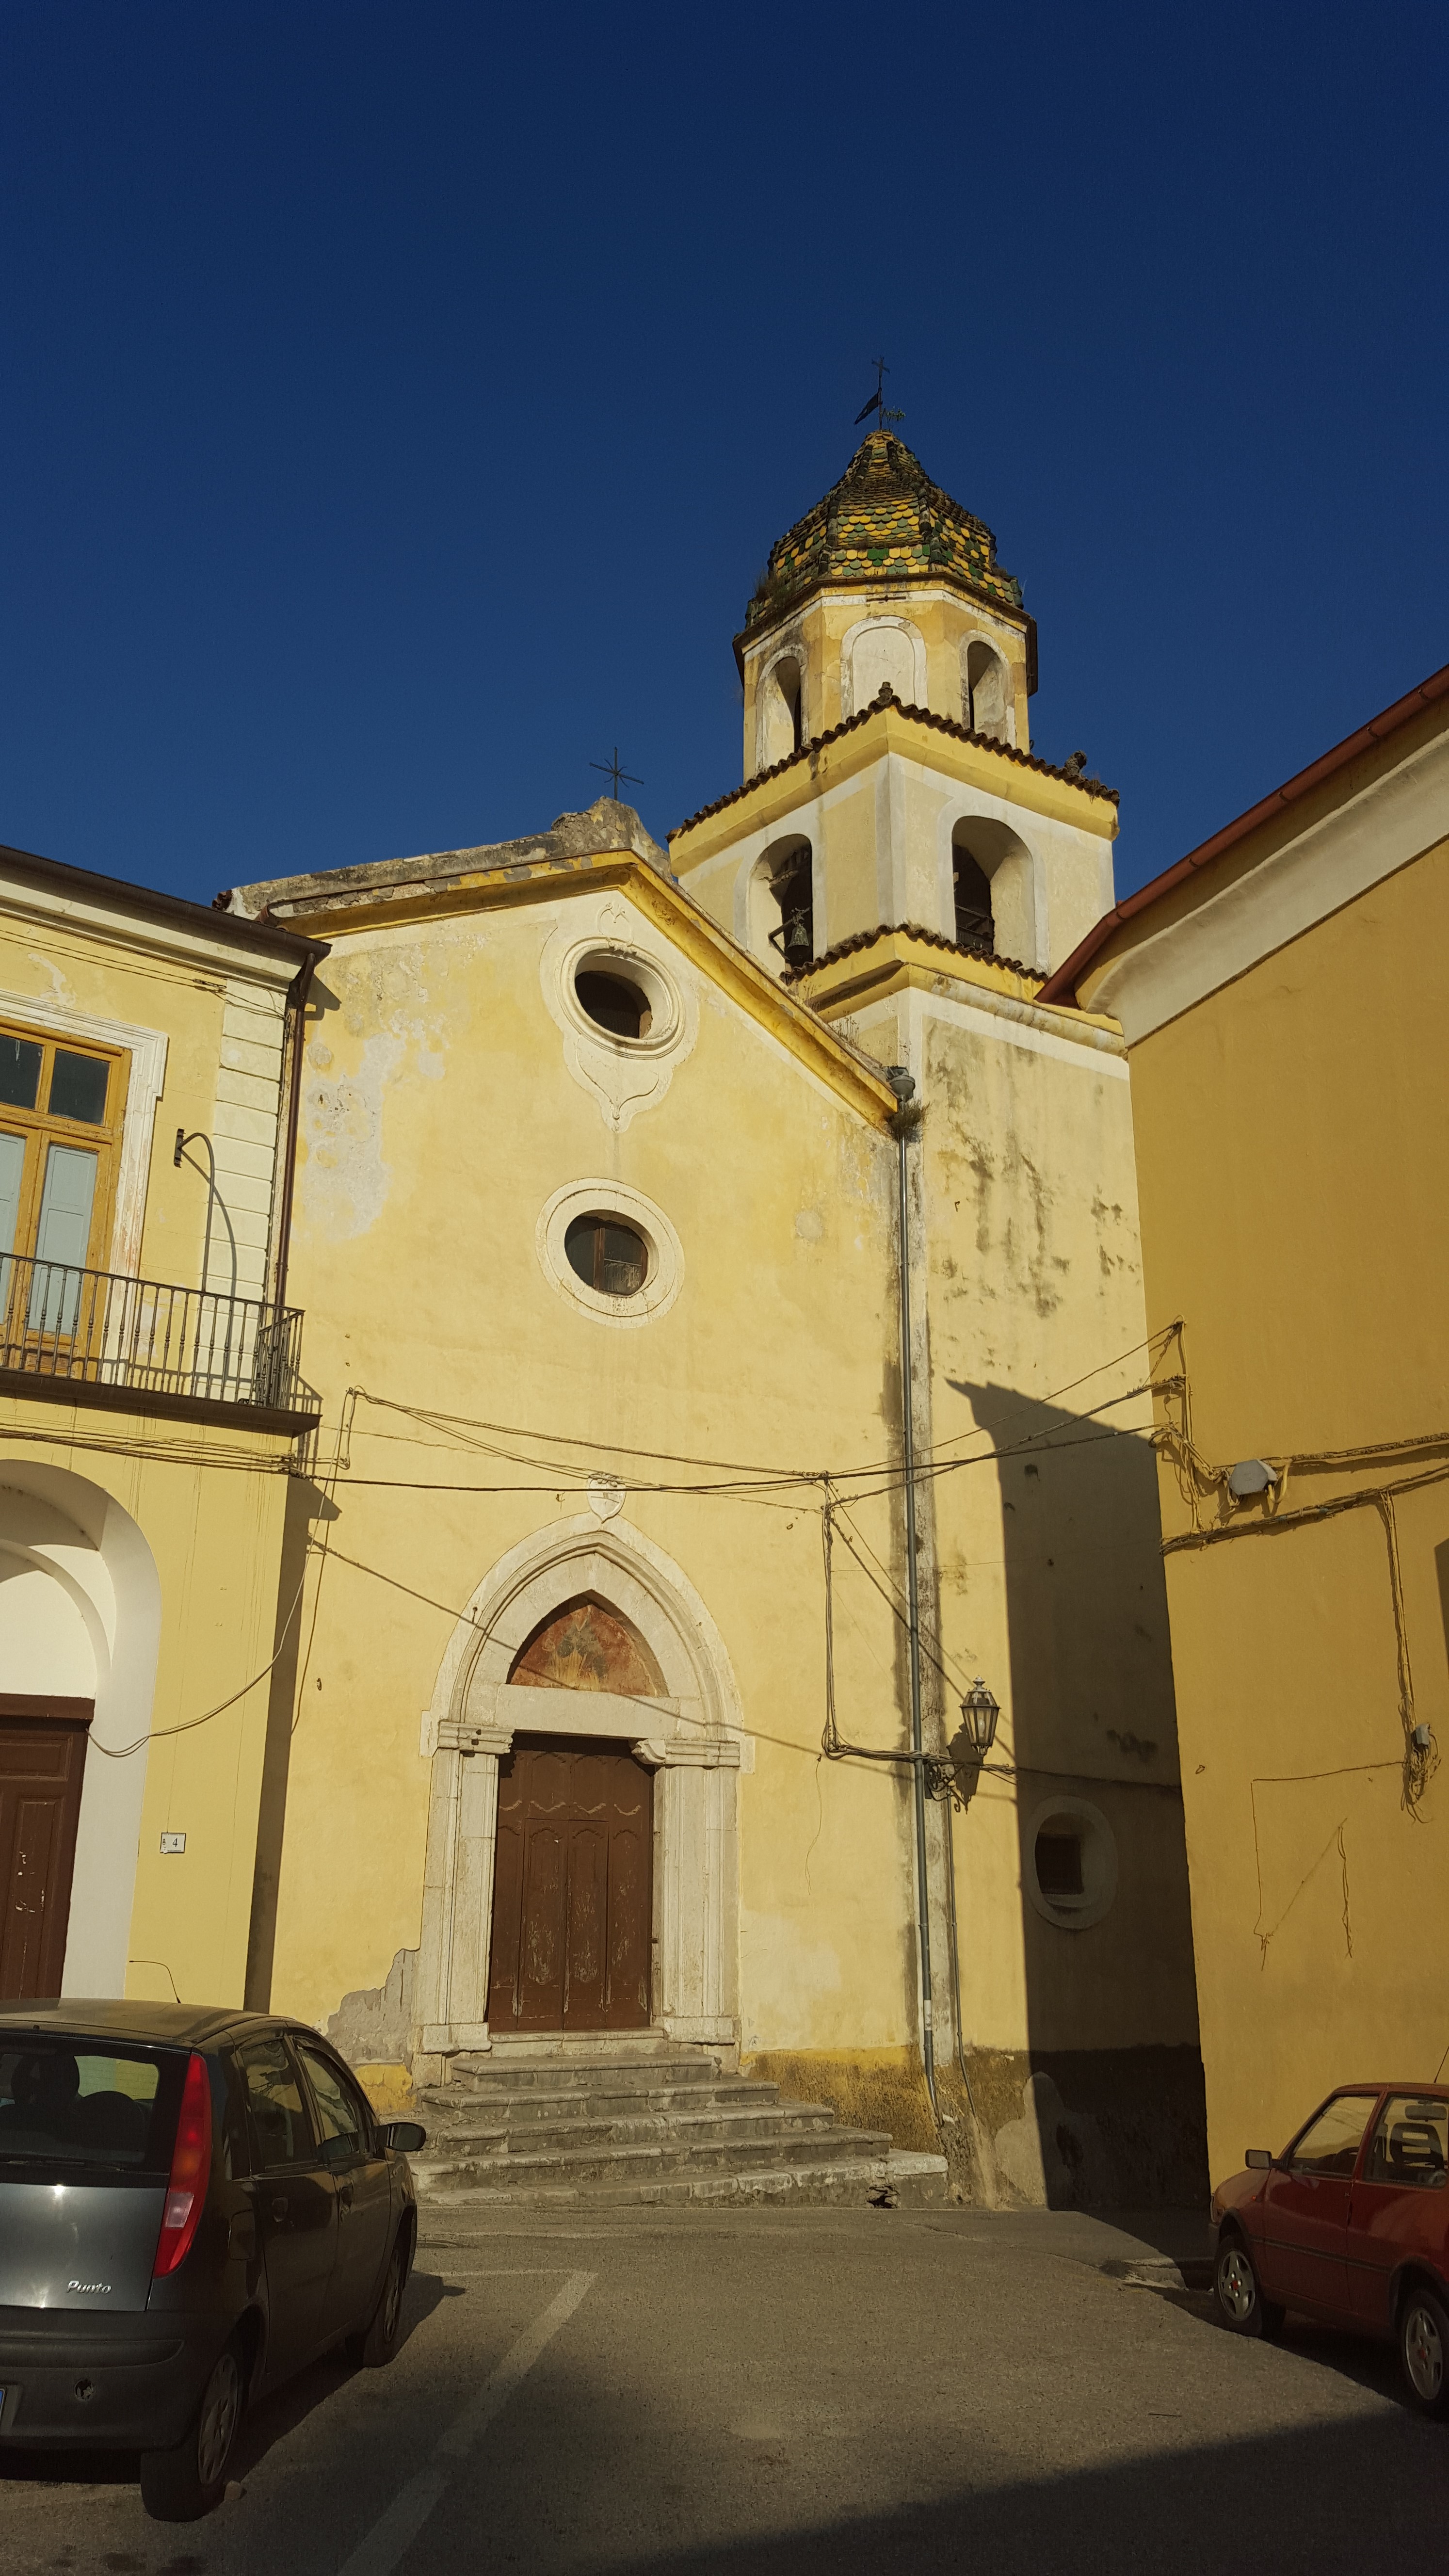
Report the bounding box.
[220,430,1204,2201]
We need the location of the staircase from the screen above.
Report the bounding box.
[410,2032,947,2213]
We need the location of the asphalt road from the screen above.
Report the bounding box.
[3,2205,1447,2575]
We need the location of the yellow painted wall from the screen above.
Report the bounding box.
[264,884,926,2055]
[1108,838,1449,2180]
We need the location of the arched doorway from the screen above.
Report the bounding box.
[487,1601,660,2032]
[0,1468,161,1998]
[414,1518,743,2072]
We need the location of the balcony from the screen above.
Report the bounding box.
[0,1253,313,1425]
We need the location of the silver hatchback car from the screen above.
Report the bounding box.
[0,2000,426,2518]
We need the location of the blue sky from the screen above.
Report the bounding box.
[2,2,1445,907]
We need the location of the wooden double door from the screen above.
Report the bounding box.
[0,1698,91,2000]
[487,1736,653,2032]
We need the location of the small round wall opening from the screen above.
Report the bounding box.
[1025,1796,1118,1930]
[575,969,652,1041]
[564,1213,649,1297]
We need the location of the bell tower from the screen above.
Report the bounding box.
[736,428,1037,780]
[672,429,1114,986]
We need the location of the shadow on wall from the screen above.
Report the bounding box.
[244,1476,333,2011]
[949,1380,1208,2209]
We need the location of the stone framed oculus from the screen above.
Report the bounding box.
[564,944,681,1054]
[537,1178,684,1327]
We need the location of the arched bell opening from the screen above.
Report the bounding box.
[952,832,995,952]
[758,652,805,768]
[749,836,815,975]
[950,816,1040,967]
[963,637,1013,743]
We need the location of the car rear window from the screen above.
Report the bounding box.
[0,2038,183,2175]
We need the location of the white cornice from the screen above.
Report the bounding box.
[0,875,302,991]
[1091,726,1449,1044]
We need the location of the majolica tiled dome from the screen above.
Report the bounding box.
[743,430,1024,634]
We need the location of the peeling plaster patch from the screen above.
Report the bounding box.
[31,954,75,1005]
[328,1947,417,2067]
[299,923,492,1240]
[301,1031,402,1239]
[794,1209,824,1241]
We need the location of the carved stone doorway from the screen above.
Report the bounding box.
[487,1735,653,2032]
[415,1518,743,2073]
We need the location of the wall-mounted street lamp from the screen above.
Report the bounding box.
[957,1675,1000,1760]
[927,1676,1001,1804]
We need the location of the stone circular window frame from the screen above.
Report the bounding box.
[1024,1795,1118,1932]
[537,1179,684,1329]
[561,940,683,1059]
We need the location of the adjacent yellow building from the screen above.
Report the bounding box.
[0,838,322,2012]
[1045,662,1449,2185]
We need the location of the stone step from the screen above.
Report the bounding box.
[453,2031,687,2068]
[415,2121,891,2193]
[406,2034,941,2214]
[435,2053,726,2098]
[418,2080,774,2128]
[414,2149,949,2216]
[418,2100,845,2160]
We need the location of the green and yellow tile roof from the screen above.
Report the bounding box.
[743,430,1024,633]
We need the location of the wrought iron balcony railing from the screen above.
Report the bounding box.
[0,1253,307,1414]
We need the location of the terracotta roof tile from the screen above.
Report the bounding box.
[783,920,1043,988]
[671,686,1117,841]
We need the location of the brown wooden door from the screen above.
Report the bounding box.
[488,1736,653,2032]
[0,1697,92,2000]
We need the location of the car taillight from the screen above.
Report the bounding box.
[153,2052,212,2279]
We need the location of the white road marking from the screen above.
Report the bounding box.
[336,2269,595,2576]
[336,2470,448,2576]
[412,2265,576,2279]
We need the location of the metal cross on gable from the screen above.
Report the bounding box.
[589,746,643,800]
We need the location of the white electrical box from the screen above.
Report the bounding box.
[159,1832,187,1855]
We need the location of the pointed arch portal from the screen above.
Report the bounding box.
[413,1515,742,2070]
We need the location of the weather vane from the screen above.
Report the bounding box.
[854,356,905,432]
[589,746,642,800]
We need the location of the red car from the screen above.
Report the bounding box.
[1211,2084,1449,2413]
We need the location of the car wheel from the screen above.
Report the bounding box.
[1400,2283,1449,2417]
[140,2333,245,2521]
[354,2230,410,2369]
[1214,2235,1285,2340]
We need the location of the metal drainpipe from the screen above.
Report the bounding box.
[886,1065,937,2119]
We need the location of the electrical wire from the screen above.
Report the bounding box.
[89,1563,309,1760]
[311,1329,1179,1503]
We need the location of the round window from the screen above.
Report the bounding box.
[1024,1797,1118,1931]
[564,1214,648,1297]
[575,969,652,1041]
